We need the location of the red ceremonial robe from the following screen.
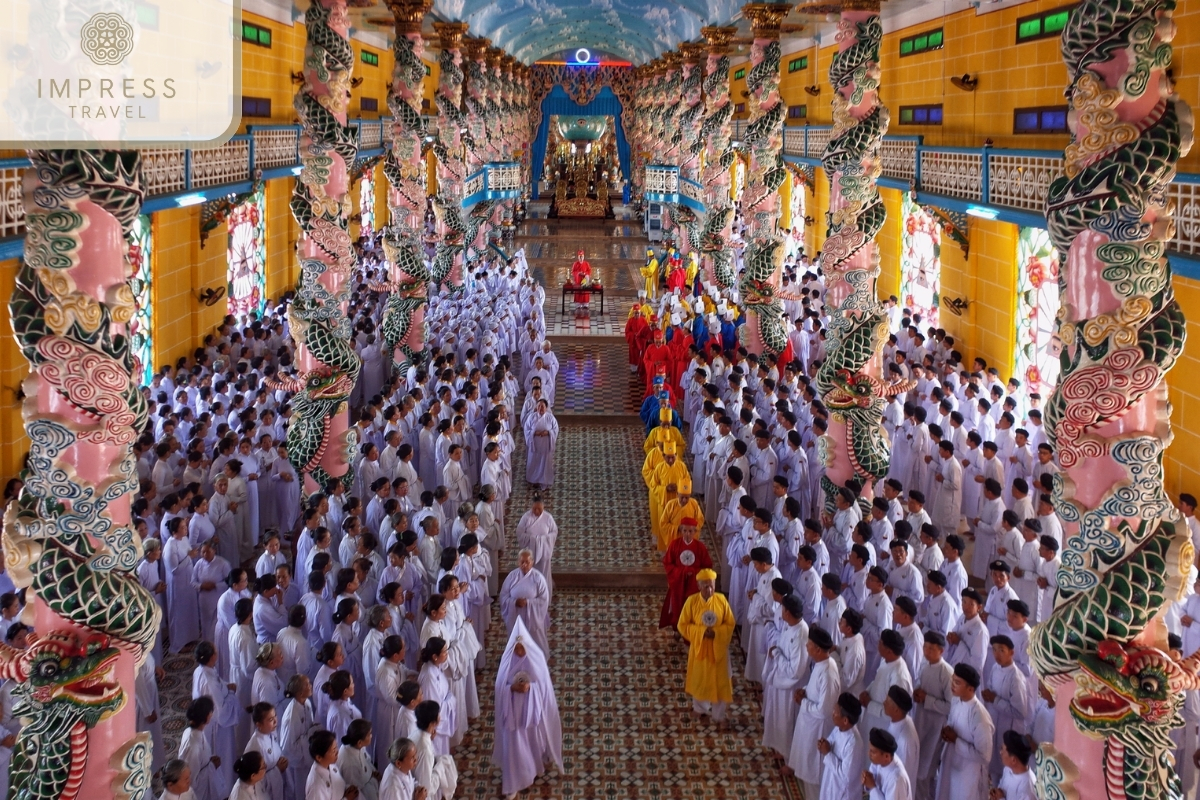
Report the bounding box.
[626,315,650,368]
[642,342,672,394]
[667,327,693,394]
[571,258,593,303]
[660,537,714,628]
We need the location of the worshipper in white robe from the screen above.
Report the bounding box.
[935,663,994,800]
[819,693,866,800]
[499,551,552,655]
[995,731,1037,800]
[245,703,288,800]
[192,643,239,790]
[337,719,378,800]
[883,685,920,791]
[743,551,783,683]
[983,635,1029,783]
[280,675,321,800]
[416,637,458,757]
[861,630,913,737]
[271,446,302,534]
[252,644,286,709]
[135,653,166,775]
[181,696,231,800]
[209,477,242,569]
[523,400,559,488]
[229,750,268,800]
[305,731,348,800]
[160,758,198,800]
[515,497,558,595]
[788,626,841,794]
[379,737,420,800]
[862,728,912,800]
[930,442,963,536]
[493,618,564,799]
[190,496,218,550]
[217,569,252,680]
[224,460,254,565]
[137,538,167,665]
[192,540,231,647]
[413,700,458,800]
[373,636,409,773]
[762,595,809,758]
[165,517,201,653]
[229,598,259,752]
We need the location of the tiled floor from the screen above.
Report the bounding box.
[154,218,801,800]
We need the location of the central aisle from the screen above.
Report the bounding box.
[449,214,803,799]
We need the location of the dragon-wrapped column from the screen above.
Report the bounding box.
[811,3,896,507]
[6,148,161,800]
[1028,3,1196,799]
[673,43,706,256]
[430,20,469,287]
[376,0,432,377]
[699,26,738,289]
[284,0,363,493]
[463,37,495,261]
[737,3,791,356]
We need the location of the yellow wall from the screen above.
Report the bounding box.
[1166,277,1200,498]
[876,187,903,301]
[265,177,300,298]
[0,259,28,479]
[153,207,230,369]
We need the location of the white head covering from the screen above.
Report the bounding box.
[493,618,564,769]
[670,313,681,326]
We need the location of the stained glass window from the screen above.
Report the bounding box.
[899,194,940,327]
[227,184,266,319]
[128,214,153,386]
[360,170,376,234]
[1014,227,1062,398]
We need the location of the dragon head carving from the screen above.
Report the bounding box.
[824,369,882,411]
[10,632,124,724]
[303,366,355,402]
[1072,639,1200,749]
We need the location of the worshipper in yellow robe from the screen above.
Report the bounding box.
[641,426,672,488]
[685,251,700,288]
[649,444,690,546]
[643,413,685,457]
[658,477,705,552]
[678,569,736,728]
[641,249,660,299]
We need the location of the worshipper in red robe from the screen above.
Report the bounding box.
[660,517,713,628]
[642,327,672,394]
[625,304,650,372]
[667,319,693,395]
[666,253,687,293]
[637,315,662,385]
[570,250,592,307]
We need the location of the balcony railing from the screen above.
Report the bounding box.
[782,124,1200,259]
[0,118,392,245]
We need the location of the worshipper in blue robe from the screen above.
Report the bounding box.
[721,317,738,351]
[692,314,710,352]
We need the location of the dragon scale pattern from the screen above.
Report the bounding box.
[700,35,736,289]
[1027,2,1196,799]
[4,148,160,800]
[813,11,895,508]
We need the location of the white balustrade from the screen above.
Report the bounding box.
[190,138,251,188]
[357,122,383,150]
[988,152,1064,213]
[1169,180,1200,256]
[783,127,804,157]
[251,129,299,170]
[881,138,918,184]
[805,127,830,159]
[0,165,25,239]
[140,149,187,196]
[919,149,983,202]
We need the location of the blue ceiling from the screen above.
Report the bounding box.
[432,0,745,65]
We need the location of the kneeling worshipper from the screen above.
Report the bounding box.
[492,619,564,800]
[677,569,736,729]
[658,477,705,553]
[659,515,713,629]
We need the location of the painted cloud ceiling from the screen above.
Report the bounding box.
[433,0,746,65]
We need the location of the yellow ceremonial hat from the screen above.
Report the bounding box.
[654,428,670,444]
[697,568,717,582]
[678,477,692,494]
[659,407,673,423]
[663,441,677,456]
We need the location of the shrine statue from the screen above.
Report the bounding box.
[571,249,593,312]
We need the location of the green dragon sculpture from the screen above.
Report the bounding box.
[813,9,893,509]
[283,0,362,492]
[0,633,125,800]
[1028,1,1194,798]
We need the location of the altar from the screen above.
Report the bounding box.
[545,115,616,219]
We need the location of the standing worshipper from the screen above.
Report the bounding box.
[165,517,201,654]
[788,626,841,791]
[677,569,736,729]
[499,550,552,656]
[192,539,231,646]
[493,619,564,799]
[930,442,962,537]
[515,494,558,594]
[935,663,994,800]
[819,693,866,800]
[659,517,713,629]
[762,594,809,760]
[523,399,559,490]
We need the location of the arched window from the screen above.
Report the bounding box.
[899,194,941,327]
[360,170,375,234]
[1013,226,1062,399]
[227,184,266,319]
[128,214,153,386]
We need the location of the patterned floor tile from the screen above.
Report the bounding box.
[553,340,643,415]
[452,590,802,800]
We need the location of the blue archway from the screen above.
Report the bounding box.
[530,85,630,196]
